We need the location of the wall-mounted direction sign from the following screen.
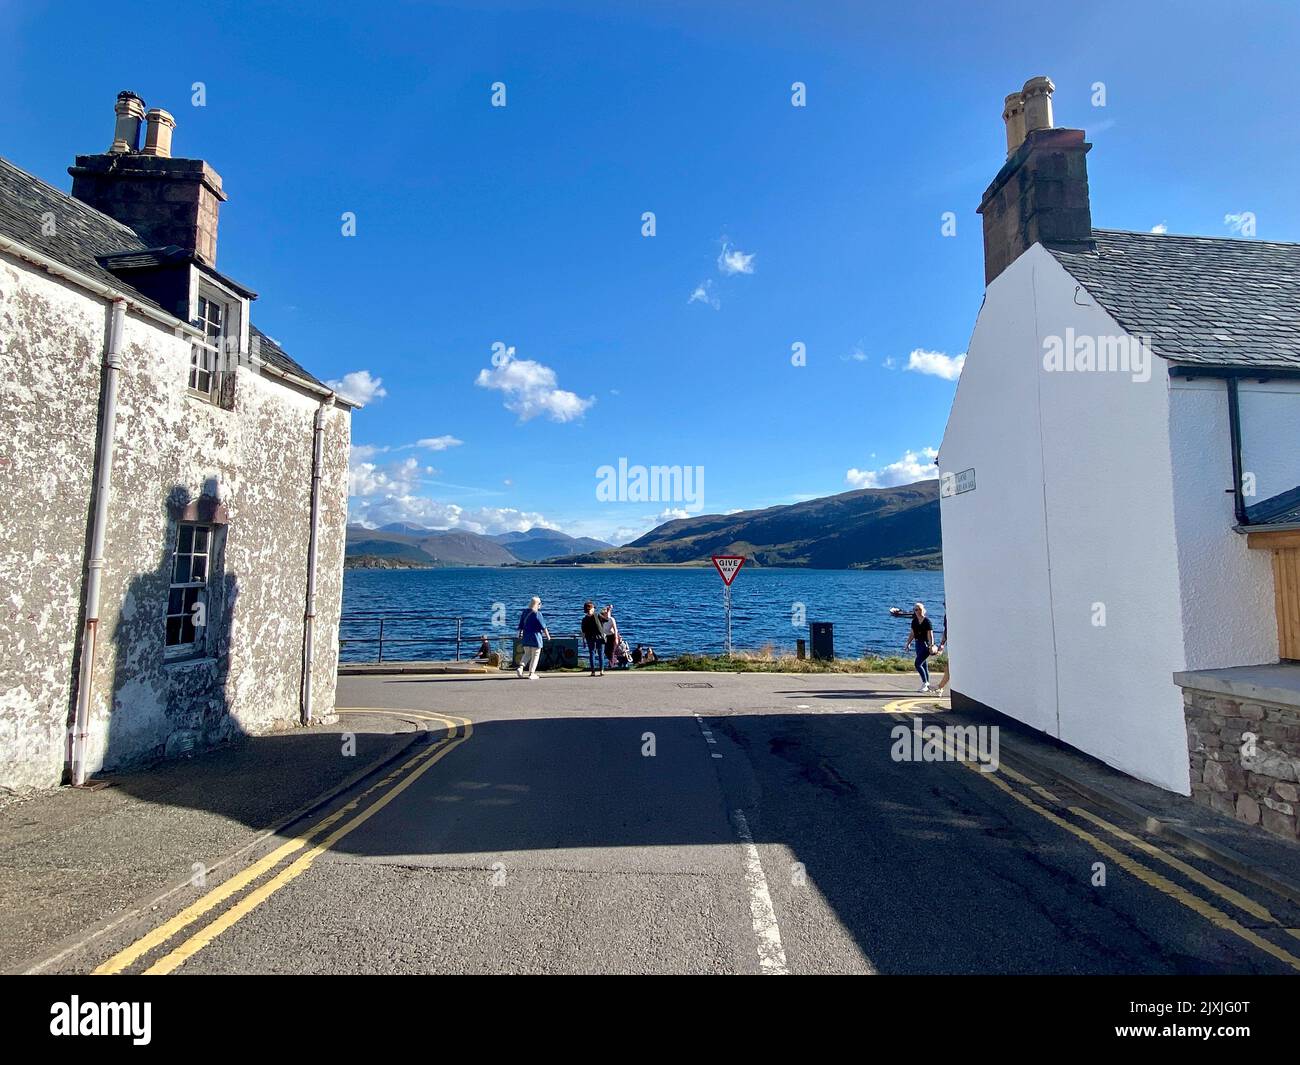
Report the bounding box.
[712,555,746,586]
[941,468,977,498]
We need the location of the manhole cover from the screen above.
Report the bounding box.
[677,682,714,688]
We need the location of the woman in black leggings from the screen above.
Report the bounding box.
[902,602,936,693]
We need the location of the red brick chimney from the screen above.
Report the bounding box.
[977,76,1094,285]
[69,91,226,266]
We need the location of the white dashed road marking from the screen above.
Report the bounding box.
[694,712,789,971]
[730,809,790,974]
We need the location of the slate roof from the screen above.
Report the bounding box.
[0,154,158,307]
[249,324,324,386]
[1049,229,1300,371]
[0,153,325,389]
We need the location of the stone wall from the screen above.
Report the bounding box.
[1183,686,1300,841]
[0,249,349,790]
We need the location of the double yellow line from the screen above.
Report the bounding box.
[884,698,1300,971]
[95,709,471,976]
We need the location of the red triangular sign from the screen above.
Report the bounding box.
[712,555,745,586]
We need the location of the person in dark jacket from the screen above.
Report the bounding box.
[901,602,936,692]
[581,600,605,676]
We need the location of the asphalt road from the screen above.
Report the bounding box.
[50,671,1300,974]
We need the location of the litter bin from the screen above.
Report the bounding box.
[809,622,834,661]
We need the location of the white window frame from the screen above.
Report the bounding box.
[187,274,248,404]
[165,521,213,658]
[188,293,225,398]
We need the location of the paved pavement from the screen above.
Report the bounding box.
[16,670,1300,974]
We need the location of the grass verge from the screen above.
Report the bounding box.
[639,649,948,674]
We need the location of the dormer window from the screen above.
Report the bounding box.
[190,293,225,396]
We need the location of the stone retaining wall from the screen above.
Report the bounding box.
[1183,687,1300,842]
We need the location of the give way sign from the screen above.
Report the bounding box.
[711,555,746,586]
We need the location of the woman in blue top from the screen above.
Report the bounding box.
[516,596,550,679]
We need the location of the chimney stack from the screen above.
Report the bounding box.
[1021,76,1055,134]
[978,75,1094,286]
[1002,92,1025,157]
[109,91,146,153]
[140,108,176,158]
[70,92,226,266]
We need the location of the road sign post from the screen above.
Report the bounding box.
[711,555,746,657]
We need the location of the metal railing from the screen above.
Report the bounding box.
[338,613,591,666]
[339,612,470,663]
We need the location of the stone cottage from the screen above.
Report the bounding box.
[939,76,1300,840]
[0,91,354,789]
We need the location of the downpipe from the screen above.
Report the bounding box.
[70,298,126,786]
[301,395,334,724]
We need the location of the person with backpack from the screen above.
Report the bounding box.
[515,596,550,679]
[581,600,605,676]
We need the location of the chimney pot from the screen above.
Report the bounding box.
[1002,92,1026,157]
[978,75,1093,285]
[109,91,146,154]
[1021,75,1055,134]
[141,108,176,158]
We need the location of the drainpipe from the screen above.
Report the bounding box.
[71,298,127,785]
[1226,376,1250,526]
[301,393,335,724]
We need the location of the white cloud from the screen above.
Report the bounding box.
[904,348,966,381]
[842,346,868,363]
[846,447,939,489]
[347,455,423,498]
[350,492,558,537]
[347,444,560,534]
[456,507,559,535]
[414,435,463,451]
[1150,221,1168,234]
[688,280,720,309]
[717,240,756,276]
[606,507,692,545]
[349,443,388,463]
[326,369,387,405]
[474,347,594,422]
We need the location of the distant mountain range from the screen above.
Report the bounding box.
[345,524,611,567]
[345,480,941,570]
[559,480,941,569]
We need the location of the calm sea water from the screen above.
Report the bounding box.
[340,567,946,662]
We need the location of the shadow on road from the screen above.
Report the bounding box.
[91,708,1293,975]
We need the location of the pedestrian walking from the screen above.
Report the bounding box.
[581,600,605,676]
[599,604,619,668]
[901,602,936,693]
[515,595,550,679]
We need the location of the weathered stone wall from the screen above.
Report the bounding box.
[0,251,103,787]
[1184,687,1300,841]
[0,251,349,789]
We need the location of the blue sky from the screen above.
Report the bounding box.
[5,1,1299,543]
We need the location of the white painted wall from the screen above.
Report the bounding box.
[938,250,1059,738]
[941,244,1192,794]
[1168,378,1289,670]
